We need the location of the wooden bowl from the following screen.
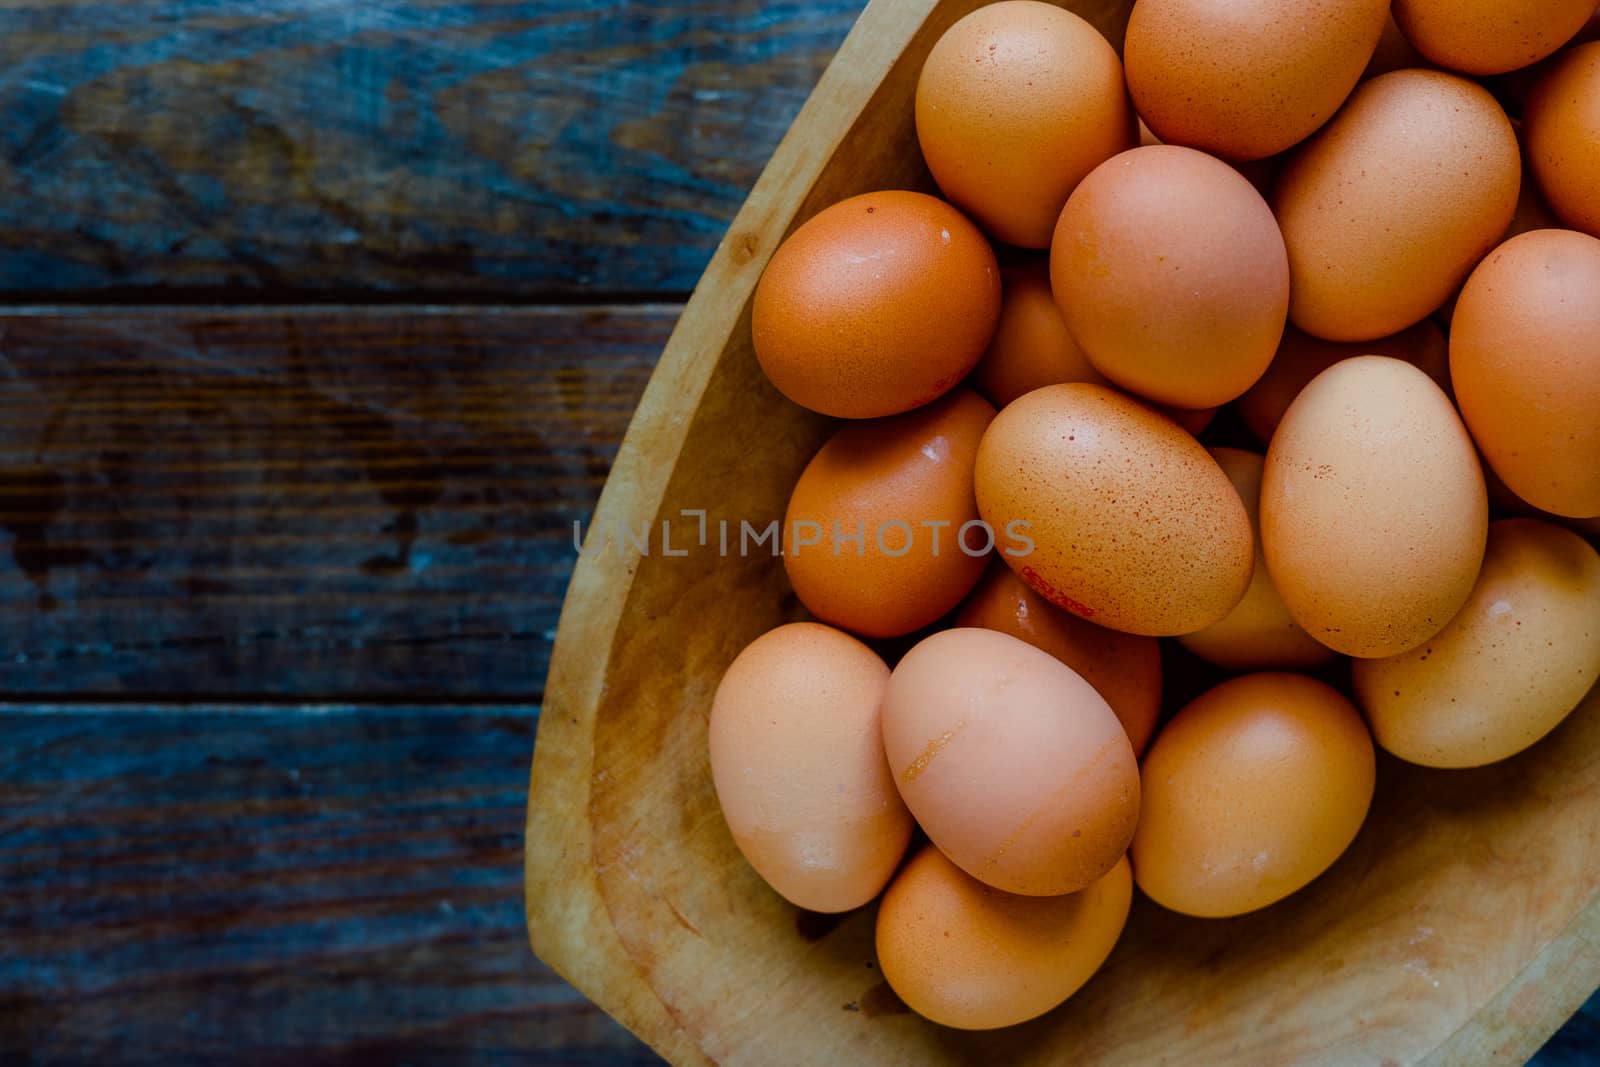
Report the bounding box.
[526,1,1600,1062]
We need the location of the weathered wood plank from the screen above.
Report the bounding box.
[0,0,858,296]
[0,704,661,1064]
[0,305,671,697]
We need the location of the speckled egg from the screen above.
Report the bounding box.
[1178,449,1337,671]
[1524,42,1600,239]
[1353,519,1600,768]
[752,190,999,418]
[1236,320,1450,445]
[785,389,995,638]
[975,382,1254,636]
[1273,69,1520,341]
[916,1,1134,248]
[1392,0,1599,75]
[1051,145,1288,408]
[971,259,1106,409]
[1451,228,1600,518]
[957,563,1162,755]
[876,847,1132,1030]
[880,628,1140,896]
[708,623,913,913]
[1132,673,1375,918]
[1124,0,1389,160]
[1261,356,1488,658]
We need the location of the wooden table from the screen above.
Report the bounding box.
[0,2,1592,1063]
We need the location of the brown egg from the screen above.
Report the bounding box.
[957,564,1162,755]
[1525,42,1600,238]
[1273,70,1520,342]
[876,847,1131,1030]
[1451,229,1600,518]
[1261,356,1488,658]
[784,389,994,638]
[915,1,1133,248]
[1353,519,1600,768]
[880,628,1140,896]
[1392,0,1598,75]
[1051,146,1288,408]
[971,260,1106,409]
[1124,0,1389,161]
[1178,449,1337,671]
[708,623,913,913]
[752,191,999,418]
[1235,321,1450,444]
[1132,673,1375,918]
[1362,7,1431,79]
[1160,404,1217,436]
[975,383,1254,636]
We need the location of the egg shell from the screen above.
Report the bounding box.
[784,389,995,638]
[1178,449,1337,672]
[975,382,1254,637]
[1131,672,1375,918]
[1236,320,1450,445]
[1362,7,1432,79]
[708,623,913,913]
[1525,41,1600,238]
[1273,69,1520,342]
[915,1,1133,249]
[971,260,1106,409]
[875,847,1132,1030]
[880,628,1140,896]
[956,563,1162,756]
[1392,0,1598,75]
[1051,145,1288,409]
[1261,356,1488,658]
[751,191,1000,419]
[1124,0,1389,161]
[1353,519,1600,768]
[1450,229,1600,518]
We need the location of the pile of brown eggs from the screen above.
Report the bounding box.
[708,0,1600,1031]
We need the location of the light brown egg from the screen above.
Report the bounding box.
[1178,449,1337,671]
[1353,519,1600,768]
[1235,321,1450,445]
[1273,69,1520,342]
[1392,0,1598,75]
[915,1,1133,248]
[1051,146,1288,408]
[876,847,1131,1030]
[708,623,913,913]
[1124,0,1389,161]
[957,564,1162,756]
[1132,673,1375,918]
[1159,404,1217,436]
[752,191,999,418]
[1261,356,1488,658]
[971,260,1106,409]
[880,628,1140,896]
[975,383,1253,636]
[784,389,995,638]
[1451,229,1600,518]
[1524,42,1600,239]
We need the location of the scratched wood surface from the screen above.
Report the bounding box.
[0,0,858,298]
[0,305,665,697]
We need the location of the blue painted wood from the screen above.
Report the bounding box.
[0,305,666,698]
[0,704,663,1064]
[0,1,857,297]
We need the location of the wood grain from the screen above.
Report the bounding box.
[0,304,669,697]
[0,0,857,297]
[525,0,1600,1064]
[0,703,660,1065]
